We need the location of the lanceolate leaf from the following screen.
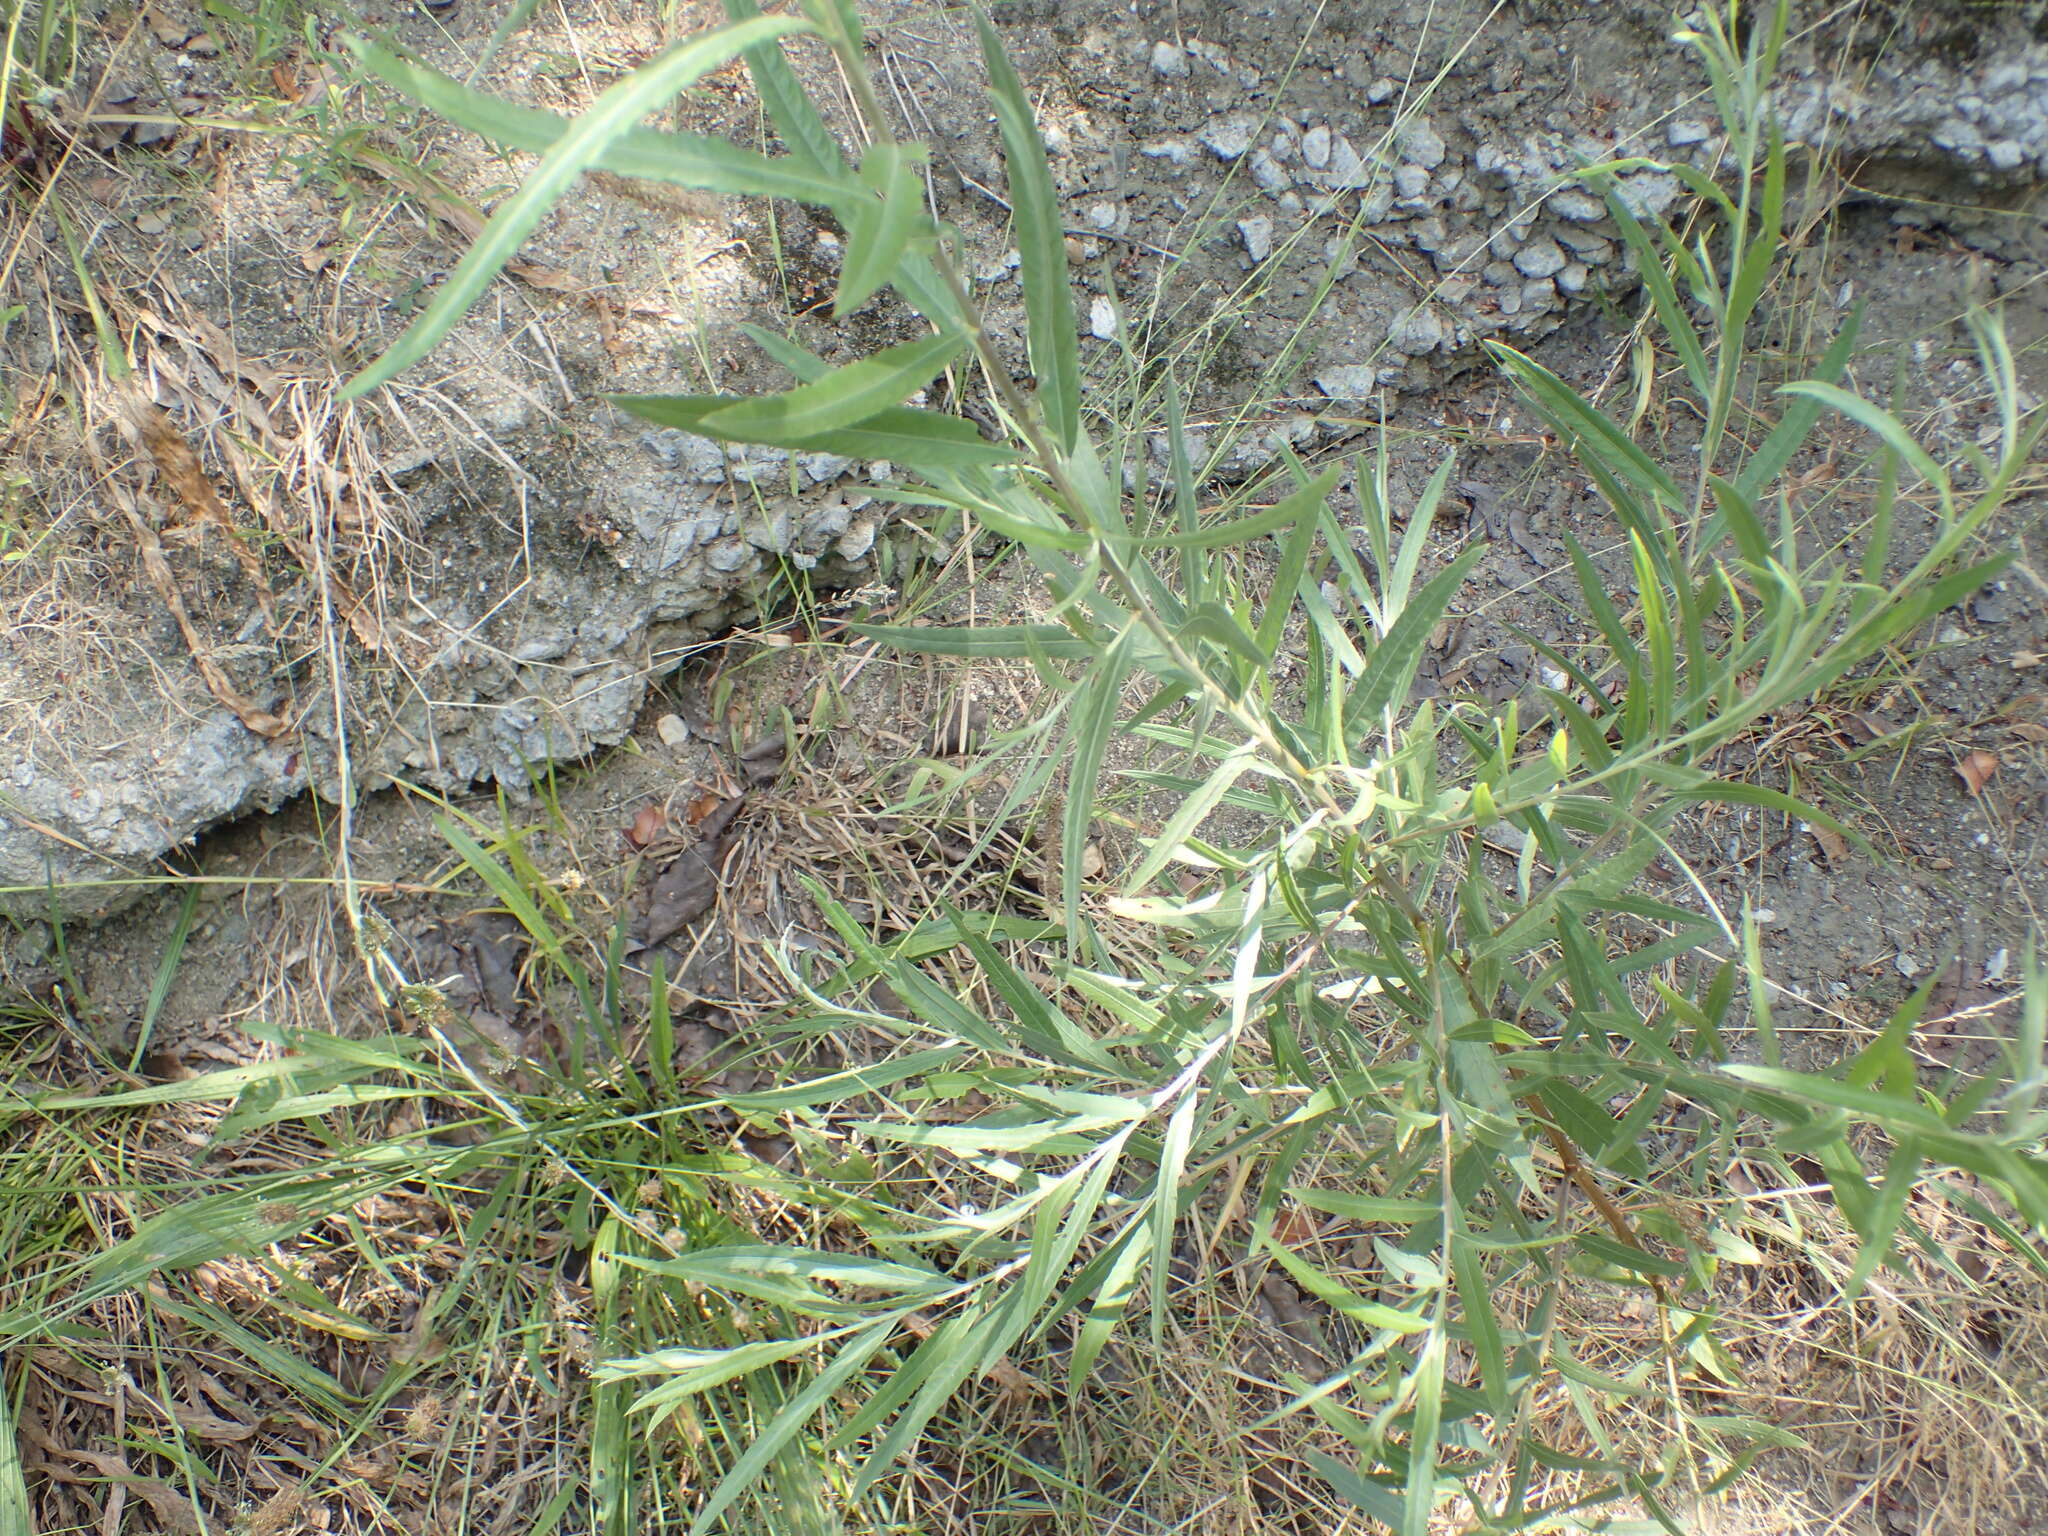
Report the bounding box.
[971,4,1081,449]
[697,330,968,441]
[722,0,844,179]
[610,392,1017,470]
[1343,544,1487,740]
[1066,626,1138,943]
[344,40,851,210]
[838,142,928,316]
[340,13,806,398]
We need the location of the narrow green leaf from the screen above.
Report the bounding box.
[1402,1328,1449,1536]
[345,39,850,208]
[1575,1231,1687,1278]
[1451,1234,1508,1413]
[686,1323,896,1535]
[739,322,832,382]
[971,4,1081,448]
[1778,381,1951,515]
[0,1365,34,1536]
[1843,1137,1921,1302]
[1255,469,1339,659]
[1148,1091,1199,1347]
[698,330,965,441]
[1290,1189,1439,1224]
[1068,1224,1148,1389]
[1344,544,1487,739]
[837,141,927,314]
[722,0,844,179]
[597,1333,823,1394]
[1488,342,1684,511]
[1066,626,1137,942]
[1735,309,1859,501]
[341,13,805,397]
[847,621,1095,658]
[1126,743,1258,891]
[610,393,1017,469]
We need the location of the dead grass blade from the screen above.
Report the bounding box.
[116,378,277,629]
[113,487,290,738]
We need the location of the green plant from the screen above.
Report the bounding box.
[266,0,2048,1529]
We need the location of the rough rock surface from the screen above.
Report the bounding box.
[4,0,2044,918]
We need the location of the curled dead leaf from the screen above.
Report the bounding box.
[1955,749,2000,797]
[626,803,667,849]
[1810,822,1849,866]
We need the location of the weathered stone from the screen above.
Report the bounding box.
[1512,236,1566,278]
[1237,215,1275,262]
[1201,116,1258,160]
[1396,117,1447,169]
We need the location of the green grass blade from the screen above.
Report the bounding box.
[687,1323,897,1535]
[340,13,805,397]
[847,621,1095,658]
[0,1370,33,1536]
[971,4,1081,449]
[130,883,198,1072]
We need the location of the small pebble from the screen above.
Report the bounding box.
[1200,116,1257,161]
[1150,40,1189,78]
[1895,952,1922,978]
[655,714,690,748]
[1088,296,1116,339]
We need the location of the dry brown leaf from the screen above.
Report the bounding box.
[62,1450,201,1534]
[1271,1206,1321,1247]
[1955,749,2000,797]
[626,803,667,849]
[1810,822,1850,865]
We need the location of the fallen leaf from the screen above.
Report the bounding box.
[634,796,746,949]
[1956,749,1999,797]
[1271,1206,1320,1247]
[1810,822,1849,865]
[625,803,667,849]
